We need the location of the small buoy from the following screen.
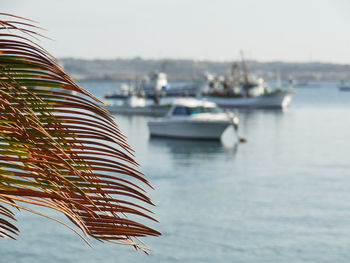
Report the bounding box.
[239,137,248,143]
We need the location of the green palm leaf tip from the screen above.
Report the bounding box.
[0,13,160,252]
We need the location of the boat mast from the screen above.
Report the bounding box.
[276,68,282,89]
[231,62,241,94]
[240,51,249,83]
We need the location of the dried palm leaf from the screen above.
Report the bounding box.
[0,13,160,252]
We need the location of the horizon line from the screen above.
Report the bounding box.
[58,56,350,66]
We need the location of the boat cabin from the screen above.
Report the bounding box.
[167,99,222,117]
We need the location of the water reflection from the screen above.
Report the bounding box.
[113,109,292,169]
[232,110,288,140]
[148,137,239,163]
[237,109,287,124]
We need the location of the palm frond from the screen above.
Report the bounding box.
[0,13,160,251]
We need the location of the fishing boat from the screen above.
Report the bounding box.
[202,87,293,109]
[106,60,170,102]
[147,98,239,140]
[103,78,172,117]
[199,55,294,109]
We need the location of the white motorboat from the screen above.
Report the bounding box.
[148,98,239,140]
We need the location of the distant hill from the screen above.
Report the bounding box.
[60,57,350,82]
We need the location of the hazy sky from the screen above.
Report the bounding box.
[3,0,350,63]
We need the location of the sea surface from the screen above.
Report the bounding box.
[2,81,350,263]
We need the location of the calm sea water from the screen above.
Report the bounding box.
[2,81,350,263]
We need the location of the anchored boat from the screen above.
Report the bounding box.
[202,88,293,109]
[148,98,239,140]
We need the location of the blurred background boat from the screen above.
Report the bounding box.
[198,53,294,109]
[338,80,350,91]
[104,81,172,116]
[104,95,171,117]
[104,54,294,111]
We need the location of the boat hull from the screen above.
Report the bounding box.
[148,120,231,140]
[204,90,293,109]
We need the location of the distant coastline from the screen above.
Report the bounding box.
[60,57,350,82]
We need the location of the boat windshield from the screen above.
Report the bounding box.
[172,106,222,116]
[188,106,222,115]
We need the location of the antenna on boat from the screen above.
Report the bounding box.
[161,60,167,73]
